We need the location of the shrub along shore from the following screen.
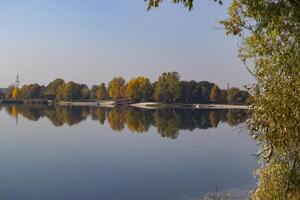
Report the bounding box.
[0,72,250,107]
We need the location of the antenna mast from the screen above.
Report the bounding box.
[16,73,20,88]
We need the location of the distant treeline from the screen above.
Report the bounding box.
[0,72,250,104]
[2,105,248,139]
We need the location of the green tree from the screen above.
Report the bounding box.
[96,83,107,100]
[180,80,203,103]
[126,76,153,102]
[108,77,126,100]
[154,72,181,103]
[227,87,249,105]
[91,107,106,124]
[198,81,214,103]
[227,87,240,104]
[220,89,228,104]
[209,84,221,103]
[80,85,91,100]
[90,85,99,99]
[153,110,181,139]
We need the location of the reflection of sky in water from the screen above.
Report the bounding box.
[0,107,257,200]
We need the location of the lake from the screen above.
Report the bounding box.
[0,105,257,200]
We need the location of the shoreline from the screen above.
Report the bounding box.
[0,100,249,110]
[130,102,249,110]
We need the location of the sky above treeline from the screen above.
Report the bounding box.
[0,0,254,89]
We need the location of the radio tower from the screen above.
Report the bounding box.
[16,73,20,88]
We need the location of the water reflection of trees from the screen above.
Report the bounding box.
[4,105,299,198]
[4,105,248,139]
[44,106,90,126]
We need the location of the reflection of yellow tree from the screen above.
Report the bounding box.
[3,105,250,141]
[5,105,43,121]
[61,107,88,126]
[209,111,220,128]
[125,109,152,133]
[11,106,18,118]
[18,106,41,121]
[44,106,89,126]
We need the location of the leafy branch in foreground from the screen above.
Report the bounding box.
[145,0,222,11]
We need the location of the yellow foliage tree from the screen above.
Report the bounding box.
[126,76,152,102]
[209,85,221,103]
[108,77,126,100]
[12,87,20,99]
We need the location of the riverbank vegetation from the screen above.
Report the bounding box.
[144,1,300,199]
[1,72,249,105]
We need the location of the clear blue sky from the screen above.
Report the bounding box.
[0,0,254,88]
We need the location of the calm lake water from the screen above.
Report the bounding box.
[0,105,257,200]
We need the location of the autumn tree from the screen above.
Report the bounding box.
[108,77,126,100]
[44,79,65,99]
[20,84,45,99]
[154,72,181,103]
[56,81,83,101]
[209,84,221,103]
[126,76,153,102]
